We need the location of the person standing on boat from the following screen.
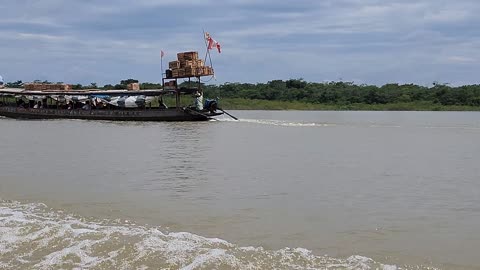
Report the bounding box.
[194,90,203,110]
[159,96,168,109]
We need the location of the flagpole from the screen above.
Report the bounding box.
[202,29,208,62]
[160,51,164,79]
[202,29,213,68]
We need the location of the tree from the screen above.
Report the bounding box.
[72,84,83,90]
[103,84,115,90]
[120,79,139,85]
[114,84,126,90]
[286,79,307,89]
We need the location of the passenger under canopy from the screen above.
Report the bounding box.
[15,94,158,108]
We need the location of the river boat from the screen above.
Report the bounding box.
[0,52,226,122]
[0,89,223,122]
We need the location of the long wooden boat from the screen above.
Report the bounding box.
[0,88,223,122]
[0,106,221,122]
[0,49,230,122]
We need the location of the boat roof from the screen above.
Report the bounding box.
[0,88,171,96]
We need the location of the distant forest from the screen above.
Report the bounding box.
[5,79,480,107]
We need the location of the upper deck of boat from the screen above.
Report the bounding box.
[0,88,170,96]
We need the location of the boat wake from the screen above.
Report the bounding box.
[217,117,334,127]
[216,117,480,131]
[0,200,440,270]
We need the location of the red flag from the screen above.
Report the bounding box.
[205,32,221,53]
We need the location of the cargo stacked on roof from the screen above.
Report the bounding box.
[24,83,72,91]
[127,83,140,91]
[167,51,214,78]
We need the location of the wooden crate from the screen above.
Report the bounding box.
[183,51,198,61]
[169,61,180,69]
[127,83,140,91]
[24,84,34,90]
[184,67,195,76]
[195,67,204,76]
[196,59,204,67]
[177,52,185,61]
[177,51,198,61]
[25,83,72,91]
[205,66,214,75]
[178,68,186,77]
[180,60,195,68]
[172,69,180,78]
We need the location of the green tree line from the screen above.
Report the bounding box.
[203,79,480,107]
[5,79,480,107]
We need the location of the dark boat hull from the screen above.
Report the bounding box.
[0,107,222,122]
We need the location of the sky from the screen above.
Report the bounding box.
[1,0,479,86]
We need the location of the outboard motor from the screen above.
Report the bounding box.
[204,98,218,113]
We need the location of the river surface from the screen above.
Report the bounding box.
[0,111,479,269]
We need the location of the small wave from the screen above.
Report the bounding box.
[423,125,480,130]
[0,200,437,269]
[217,118,335,127]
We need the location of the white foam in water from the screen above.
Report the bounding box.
[220,117,480,130]
[218,117,335,127]
[0,200,438,269]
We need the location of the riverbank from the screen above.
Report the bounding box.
[219,98,480,111]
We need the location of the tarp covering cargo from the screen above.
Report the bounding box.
[92,95,158,108]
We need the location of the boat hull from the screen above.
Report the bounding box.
[0,107,221,122]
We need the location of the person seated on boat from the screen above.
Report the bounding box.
[33,101,42,109]
[17,99,26,108]
[82,101,91,110]
[95,101,106,110]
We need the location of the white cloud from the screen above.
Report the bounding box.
[447,56,476,63]
[1,0,480,86]
[16,33,69,41]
